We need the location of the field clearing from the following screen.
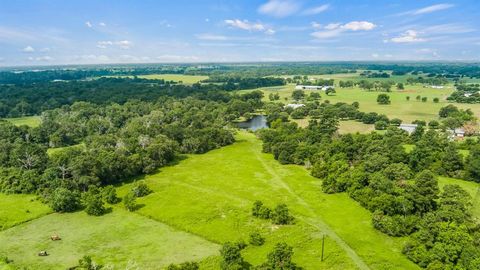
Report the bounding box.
[247,82,480,123]
[47,143,85,156]
[106,74,208,84]
[117,131,419,270]
[2,116,41,127]
[293,118,375,134]
[0,194,51,231]
[438,177,480,218]
[0,210,219,269]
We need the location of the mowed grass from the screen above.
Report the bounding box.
[107,74,208,84]
[0,194,51,231]
[2,116,41,127]
[0,209,219,269]
[117,131,419,270]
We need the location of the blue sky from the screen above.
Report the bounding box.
[0,0,479,66]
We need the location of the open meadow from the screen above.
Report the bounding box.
[2,116,41,127]
[105,74,209,84]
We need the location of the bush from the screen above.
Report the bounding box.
[123,192,137,211]
[167,261,199,270]
[375,121,388,130]
[421,97,427,102]
[82,188,106,216]
[390,118,402,126]
[49,188,81,213]
[377,94,391,105]
[271,204,294,225]
[249,232,265,246]
[131,181,152,197]
[433,97,439,103]
[102,185,119,204]
[252,200,272,219]
[428,120,440,129]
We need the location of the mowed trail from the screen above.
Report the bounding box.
[252,143,370,270]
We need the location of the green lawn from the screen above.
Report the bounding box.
[0,194,51,231]
[438,177,480,218]
[47,143,85,156]
[116,131,419,270]
[2,116,41,127]
[0,209,219,269]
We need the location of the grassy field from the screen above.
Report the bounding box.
[438,177,480,218]
[0,210,219,269]
[107,74,208,84]
[250,73,480,123]
[2,116,41,127]
[116,131,419,270]
[0,194,51,231]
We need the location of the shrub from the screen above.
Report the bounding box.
[390,118,402,126]
[271,204,294,225]
[377,94,391,105]
[249,232,265,246]
[433,97,439,103]
[167,261,199,270]
[131,181,152,197]
[102,185,119,204]
[375,121,388,130]
[252,200,272,219]
[49,188,81,213]
[82,188,106,216]
[123,192,137,212]
[421,97,427,102]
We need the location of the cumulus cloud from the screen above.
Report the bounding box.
[411,3,454,15]
[85,21,93,28]
[311,21,376,39]
[99,22,106,27]
[390,30,426,43]
[224,19,274,34]
[22,46,35,52]
[302,4,330,15]
[258,0,301,18]
[97,40,132,49]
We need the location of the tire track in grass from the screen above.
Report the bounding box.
[251,144,371,270]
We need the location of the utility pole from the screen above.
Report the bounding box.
[321,234,325,262]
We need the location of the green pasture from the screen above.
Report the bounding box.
[106,74,208,84]
[0,209,218,269]
[0,194,50,231]
[2,116,41,127]
[116,131,419,270]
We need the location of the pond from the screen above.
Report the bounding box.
[237,115,268,131]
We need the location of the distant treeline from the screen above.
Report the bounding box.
[0,77,282,117]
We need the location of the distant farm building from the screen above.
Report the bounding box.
[285,104,305,109]
[430,85,445,89]
[399,124,418,134]
[295,85,334,91]
[447,128,465,139]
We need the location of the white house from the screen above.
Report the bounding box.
[295,85,335,91]
[285,104,305,109]
[399,124,418,134]
[447,128,465,139]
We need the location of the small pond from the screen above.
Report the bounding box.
[237,115,268,131]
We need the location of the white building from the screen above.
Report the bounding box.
[285,104,305,109]
[431,85,445,89]
[295,85,334,91]
[399,124,418,134]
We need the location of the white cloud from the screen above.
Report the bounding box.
[342,21,376,31]
[97,40,132,49]
[411,3,454,15]
[311,22,322,29]
[224,19,274,34]
[390,30,426,43]
[27,56,53,61]
[99,22,106,27]
[85,21,93,28]
[371,53,379,58]
[258,0,301,18]
[311,21,376,39]
[302,4,330,15]
[22,46,35,53]
[196,33,228,41]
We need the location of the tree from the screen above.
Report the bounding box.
[167,262,200,270]
[291,90,305,101]
[390,118,402,126]
[377,94,391,105]
[102,185,119,204]
[440,144,464,177]
[465,145,480,182]
[123,192,137,211]
[252,200,272,219]
[309,92,320,100]
[421,97,427,102]
[428,120,440,129]
[433,97,439,103]
[220,242,250,270]
[397,83,405,90]
[375,121,388,130]
[77,255,102,270]
[325,88,336,96]
[406,96,410,101]
[271,204,293,225]
[258,242,301,270]
[82,186,106,216]
[249,232,265,246]
[408,170,439,214]
[416,95,421,101]
[49,188,81,213]
[439,105,459,118]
